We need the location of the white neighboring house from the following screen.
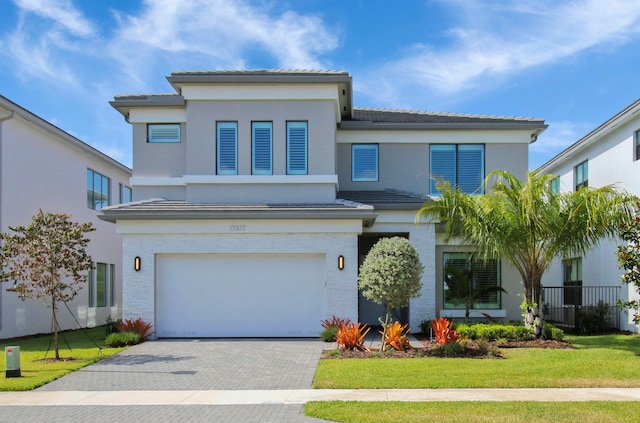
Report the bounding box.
[538,98,640,333]
[102,70,547,338]
[0,95,132,339]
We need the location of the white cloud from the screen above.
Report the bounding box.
[108,0,339,85]
[13,0,95,37]
[358,0,640,105]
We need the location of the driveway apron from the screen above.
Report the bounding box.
[37,338,325,391]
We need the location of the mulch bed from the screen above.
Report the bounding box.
[322,336,575,359]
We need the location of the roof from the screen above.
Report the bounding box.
[0,95,131,175]
[99,198,377,226]
[341,107,548,134]
[337,189,431,210]
[538,97,640,172]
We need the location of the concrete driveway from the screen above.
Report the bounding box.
[37,338,325,391]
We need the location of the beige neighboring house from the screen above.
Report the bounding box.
[102,70,547,338]
[538,98,640,333]
[0,95,131,339]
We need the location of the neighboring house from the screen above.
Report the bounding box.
[538,98,640,332]
[0,96,131,339]
[102,70,547,338]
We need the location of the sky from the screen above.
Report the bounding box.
[2,0,640,169]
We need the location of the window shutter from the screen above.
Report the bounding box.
[287,122,307,175]
[430,145,456,194]
[252,122,272,175]
[148,124,180,143]
[352,144,378,181]
[457,145,484,193]
[217,122,237,175]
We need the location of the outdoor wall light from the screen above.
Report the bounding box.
[134,256,141,271]
[338,255,345,270]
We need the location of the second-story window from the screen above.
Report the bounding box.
[119,183,132,203]
[575,160,588,191]
[217,122,238,175]
[87,169,110,210]
[430,144,484,195]
[252,122,273,175]
[287,121,308,175]
[352,144,378,181]
[148,124,180,143]
[550,177,560,194]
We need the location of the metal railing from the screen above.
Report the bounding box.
[542,286,620,333]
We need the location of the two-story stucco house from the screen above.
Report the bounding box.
[538,98,640,333]
[0,95,132,339]
[102,70,547,338]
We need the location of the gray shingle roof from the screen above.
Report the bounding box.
[337,189,431,210]
[350,107,544,124]
[171,69,348,77]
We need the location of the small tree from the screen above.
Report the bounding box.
[358,237,424,350]
[0,210,95,359]
[617,201,640,331]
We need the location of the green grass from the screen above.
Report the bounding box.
[0,326,126,391]
[304,401,640,423]
[313,334,640,389]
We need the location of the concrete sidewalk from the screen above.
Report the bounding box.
[2,388,640,406]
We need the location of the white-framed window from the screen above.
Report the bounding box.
[119,183,132,204]
[550,177,560,194]
[217,122,238,175]
[443,253,501,310]
[252,122,273,175]
[575,160,588,191]
[287,121,308,175]
[148,123,180,143]
[635,130,640,161]
[352,144,378,181]
[96,263,107,308]
[563,257,582,306]
[87,169,110,210]
[88,262,115,308]
[430,144,485,195]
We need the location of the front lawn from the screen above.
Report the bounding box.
[0,326,126,391]
[305,401,640,423]
[312,334,640,389]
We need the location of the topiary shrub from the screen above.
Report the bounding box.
[105,331,141,347]
[358,237,424,350]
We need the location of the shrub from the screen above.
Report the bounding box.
[577,301,614,334]
[544,323,564,341]
[381,322,411,351]
[320,327,339,342]
[336,322,370,351]
[419,319,432,335]
[456,323,534,341]
[105,331,141,347]
[432,341,464,357]
[116,317,154,341]
[432,318,461,346]
[321,316,352,329]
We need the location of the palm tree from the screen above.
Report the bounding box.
[418,170,636,337]
[444,262,507,322]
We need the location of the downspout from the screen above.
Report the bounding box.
[0,110,17,331]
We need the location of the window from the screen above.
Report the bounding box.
[119,183,132,204]
[352,144,378,181]
[430,144,484,195]
[96,263,107,307]
[575,160,588,190]
[563,257,582,306]
[550,177,560,194]
[148,124,180,143]
[252,122,273,175]
[109,264,116,307]
[217,122,238,175]
[443,253,501,309]
[87,265,94,307]
[287,121,308,175]
[87,169,110,210]
[635,130,640,161]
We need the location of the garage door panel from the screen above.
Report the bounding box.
[156,254,325,337]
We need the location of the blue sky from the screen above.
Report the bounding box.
[2,0,640,169]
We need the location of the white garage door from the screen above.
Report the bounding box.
[155,254,326,337]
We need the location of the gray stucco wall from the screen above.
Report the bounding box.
[485,143,529,180]
[132,123,187,177]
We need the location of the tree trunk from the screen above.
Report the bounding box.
[523,272,545,339]
[380,305,391,351]
[52,292,59,360]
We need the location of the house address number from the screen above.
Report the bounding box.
[229,225,246,232]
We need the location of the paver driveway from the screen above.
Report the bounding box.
[38,338,325,391]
